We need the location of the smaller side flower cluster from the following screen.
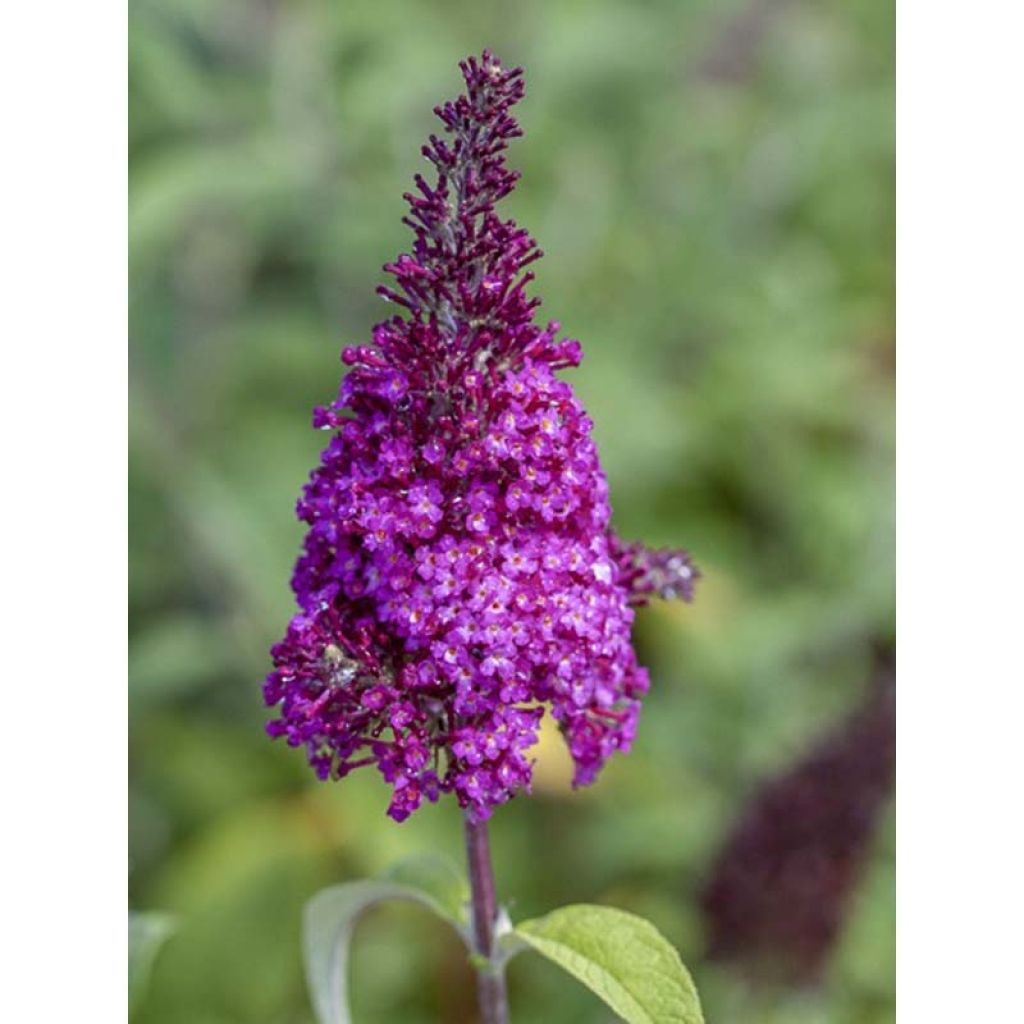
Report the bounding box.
[611,538,700,605]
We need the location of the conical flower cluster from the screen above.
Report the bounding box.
[264,51,698,822]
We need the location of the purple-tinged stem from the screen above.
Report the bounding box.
[464,813,510,1024]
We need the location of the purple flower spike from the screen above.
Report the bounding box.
[264,51,699,822]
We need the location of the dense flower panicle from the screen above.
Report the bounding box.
[265,51,698,822]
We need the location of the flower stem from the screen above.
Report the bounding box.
[464,813,510,1024]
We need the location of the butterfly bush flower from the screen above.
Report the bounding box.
[264,51,699,823]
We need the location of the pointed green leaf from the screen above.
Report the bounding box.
[304,855,468,1024]
[512,904,704,1024]
[128,912,176,1017]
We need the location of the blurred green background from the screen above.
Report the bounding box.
[129,0,894,1021]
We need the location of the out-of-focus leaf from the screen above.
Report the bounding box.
[304,855,469,1024]
[129,140,298,261]
[129,614,231,702]
[380,852,469,924]
[510,904,704,1024]
[129,911,176,1017]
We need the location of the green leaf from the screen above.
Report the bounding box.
[511,904,704,1024]
[129,912,176,1017]
[303,855,468,1024]
[379,852,469,923]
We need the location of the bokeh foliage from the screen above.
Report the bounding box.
[129,0,894,1021]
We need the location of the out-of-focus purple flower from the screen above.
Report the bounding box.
[700,655,895,983]
[264,51,698,822]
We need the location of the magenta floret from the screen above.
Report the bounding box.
[264,51,698,822]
